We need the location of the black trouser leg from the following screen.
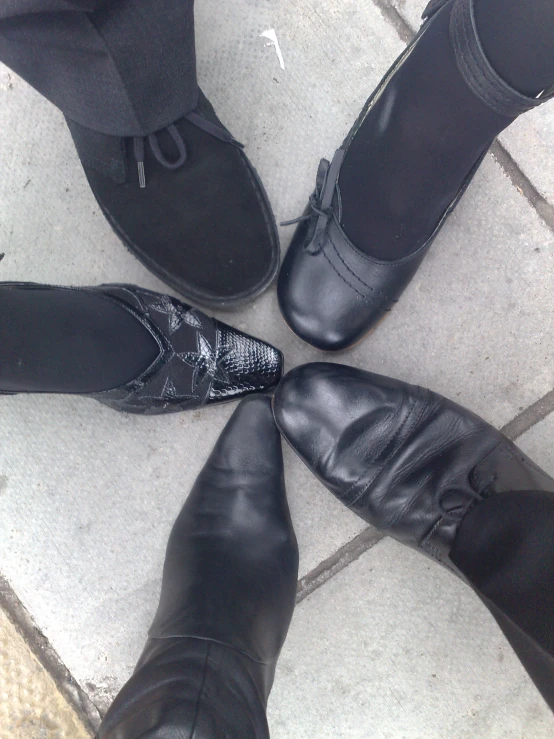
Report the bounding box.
[0,0,197,136]
[450,491,554,710]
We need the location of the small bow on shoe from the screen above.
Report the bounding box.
[281,148,345,255]
[436,473,497,522]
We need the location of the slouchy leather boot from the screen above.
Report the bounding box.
[274,363,554,710]
[98,395,299,738]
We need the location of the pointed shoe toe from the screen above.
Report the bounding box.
[90,286,282,415]
[206,324,283,405]
[0,282,282,415]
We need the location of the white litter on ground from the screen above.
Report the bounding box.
[261,29,286,70]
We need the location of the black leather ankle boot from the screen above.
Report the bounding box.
[274,362,554,709]
[277,0,554,351]
[98,395,299,738]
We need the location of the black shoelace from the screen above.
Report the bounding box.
[132,112,244,189]
[280,148,345,254]
[437,473,497,522]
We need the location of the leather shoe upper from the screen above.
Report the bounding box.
[278,152,435,352]
[88,284,283,414]
[273,363,554,567]
[0,282,283,415]
[99,396,299,739]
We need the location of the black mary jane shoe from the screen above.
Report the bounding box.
[278,0,554,351]
[0,283,283,415]
[67,89,280,310]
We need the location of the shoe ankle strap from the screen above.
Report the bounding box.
[423,0,554,118]
[422,0,450,20]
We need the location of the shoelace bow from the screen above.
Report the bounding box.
[280,148,345,254]
[436,473,497,522]
[133,112,244,188]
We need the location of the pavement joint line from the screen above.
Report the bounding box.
[296,528,385,604]
[0,573,101,734]
[501,387,554,441]
[371,0,554,234]
[490,142,554,233]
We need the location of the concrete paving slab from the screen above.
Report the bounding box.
[0,0,553,717]
[269,538,554,739]
[0,606,90,738]
[389,0,554,207]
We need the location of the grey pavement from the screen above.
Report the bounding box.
[0,0,553,736]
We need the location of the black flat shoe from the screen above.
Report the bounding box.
[98,396,299,738]
[274,362,554,712]
[67,89,280,310]
[0,283,282,415]
[278,0,553,351]
[273,362,554,568]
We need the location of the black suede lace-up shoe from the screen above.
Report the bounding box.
[68,89,280,310]
[0,283,282,415]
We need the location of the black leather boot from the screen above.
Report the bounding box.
[274,363,554,709]
[0,283,282,415]
[277,0,554,351]
[68,89,280,310]
[98,395,299,738]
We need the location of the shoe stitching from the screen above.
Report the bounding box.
[328,232,389,299]
[452,0,533,117]
[384,423,489,534]
[387,470,435,530]
[454,5,510,115]
[349,396,432,511]
[321,247,373,302]
[350,395,484,516]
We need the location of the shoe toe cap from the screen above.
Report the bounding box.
[273,363,422,496]
[278,232,383,352]
[208,324,283,403]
